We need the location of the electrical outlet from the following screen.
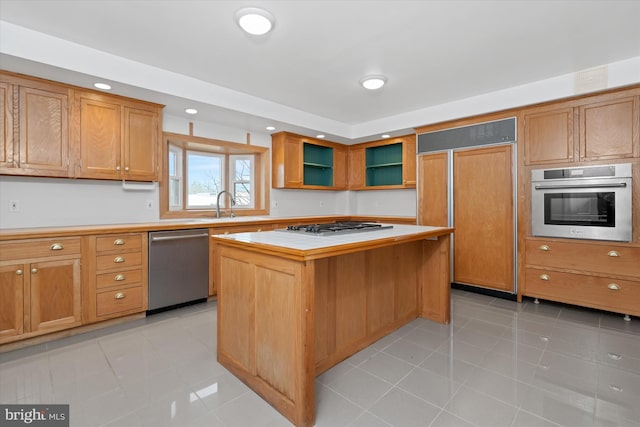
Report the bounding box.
[9,200,20,212]
[146,200,153,210]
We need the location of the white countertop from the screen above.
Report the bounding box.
[211,224,450,251]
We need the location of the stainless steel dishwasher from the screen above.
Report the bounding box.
[148,228,209,314]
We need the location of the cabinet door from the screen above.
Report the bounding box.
[18,85,70,176]
[417,152,448,227]
[524,107,575,165]
[348,146,366,189]
[453,145,514,292]
[29,258,81,333]
[284,136,302,188]
[333,145,348,189]
[0,263,24,339]
[76,94,122,179]
[580,95,639,161]
[123,106,159,181]
[0,82,14,170]
[402,137,417,187]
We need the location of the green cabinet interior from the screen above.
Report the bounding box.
[303,142,333,186]
[366,142,403,186]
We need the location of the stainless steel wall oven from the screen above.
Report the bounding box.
[531,163,632,242]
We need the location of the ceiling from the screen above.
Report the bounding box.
[1,0,639,143]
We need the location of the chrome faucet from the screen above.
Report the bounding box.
[216,190,236,218]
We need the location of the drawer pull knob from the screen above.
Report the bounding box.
[608,353,622,361]
[16,269,23,276]
[50,243,64,251]
[114,256,125,263]
[539,245,550,251]
[116,166,121,171]
[114,239,125,246]
[607,283,620,291]
[114,292,126,300]
[125,166,129,171]
[607,251,620,257]
[540,274,550,281]
[31,268,38,274]
[609,384,623,392]
[114,274,126,281]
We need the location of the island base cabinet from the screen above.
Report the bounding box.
[214,233,451,427]
[216,247,315,427]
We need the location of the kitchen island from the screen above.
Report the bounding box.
[211,224,453,427]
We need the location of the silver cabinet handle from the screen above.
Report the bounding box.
[114,256,125,263]
[608,283,620,291]
[50,243,64,250]
[539,245,550,251]
[114,274,126,281]
[608,251,620,257]
[114,239,125,246]
[608,353,622,361]
[16,269,23,276]
[540,274,550,281]
[114,292,126,300]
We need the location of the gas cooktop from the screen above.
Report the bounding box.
[277,221,393,236]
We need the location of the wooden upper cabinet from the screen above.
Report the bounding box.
[402,135,417,187]
[18,85,70,176]
[579,95,639,161]
[348,134,416,190]
[523,106,575,165]
[74,91,162,181]
[272,132,302,188]
[348,146,366,189]
[271,132,345,190]
[0,73,71,177]
[333,144,348,190]
[0,82,14,170]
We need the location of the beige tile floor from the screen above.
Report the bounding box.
[1,289,639,427]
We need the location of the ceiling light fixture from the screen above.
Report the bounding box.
[316,134,325,139]
[236,7,275,35]
[185,108,198,115]
[94,82,111,90]
[266,126,276,131]
[381,134,391,139]
[360,75,387,90]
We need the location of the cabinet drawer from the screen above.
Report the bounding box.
[524,268,640,315]
[96,286,144,317]
[96,234,142,253]
[525,240,640,277]
[96,269,143,290]
[0,237,81,261]
[96,251,142,271]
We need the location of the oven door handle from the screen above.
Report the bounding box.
[534,182,628,190]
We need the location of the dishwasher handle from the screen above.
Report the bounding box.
[150,233,209,243]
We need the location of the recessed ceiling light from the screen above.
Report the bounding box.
[316,134,325,139]
[381,134,391,139]
[185,108,198,115]
[94,82,111,90]
[235,7,275,35]
[266,126,276,131]
[360,75,387,90]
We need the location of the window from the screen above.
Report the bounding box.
[160,133,269,218]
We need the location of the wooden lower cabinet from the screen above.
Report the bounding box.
[0,237,82,344]
[522,238,640,316]
[84,233,148,323]
[524,268,640,316]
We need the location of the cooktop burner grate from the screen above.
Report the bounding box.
[278,221,393,235]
